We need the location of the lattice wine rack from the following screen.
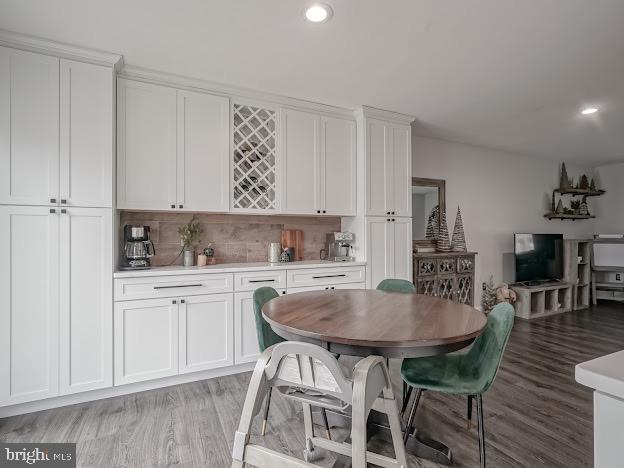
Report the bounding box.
[232,103,278,210]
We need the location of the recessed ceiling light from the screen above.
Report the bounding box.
[580,107,598,115]
[305,3,333,23]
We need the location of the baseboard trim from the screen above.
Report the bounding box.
[0,362,255,418]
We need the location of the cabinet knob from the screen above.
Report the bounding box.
[392,211,395,215]
[179,204,183,209]
[281,291,286,295]
[331,286,335,289]
[392,218,395,222]
[180,299,185,303]
[50,198,57,204]
[61,199,67,204]
[61,209,67,214]
[387,218,390,222]
[171,204,175,209]
[387,211,390,215]
[316,210,321,214]
[50,208,56,214]
[172,300,177,304]
[322,210,326,214]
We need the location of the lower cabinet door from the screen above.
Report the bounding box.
[235,290,285,364]
[60,207,112,395]
[366,217,392,289]
[114,298,179,385]
[179,293,233,373]
[0,206,60,406]
[393,217,413,282]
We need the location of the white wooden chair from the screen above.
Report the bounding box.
[231,341,407,468]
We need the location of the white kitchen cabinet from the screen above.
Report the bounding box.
[321,116,356,216]
[234,291,262,364]
[0,47,59,206]
[177,90,229,212]
[365,119,411,217]
[60,60,114,208]
[0,206,60,406]
[281,108,320,214]
[179,293,233,373]
[114,298,179,385]
[280,108,356,216]
[117,79,177,210]
[59,207,112,395]
[366,217,412,288]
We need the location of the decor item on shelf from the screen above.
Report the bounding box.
[202,244,217,265]
[197,253,208,267]
[281,229,304,261]
[579,174,589,190]
[560,163,571,189]
[579,196,589,216]
[555,199,564,214]
[481,275,497,313]
[451,207,467,252]
[551,192,556,212]
[590,178,597,192]
[179,215,202,267]
[279,248,291,263]
[570,200,581,214]
[495,283,517,306]
[436,210,451,252]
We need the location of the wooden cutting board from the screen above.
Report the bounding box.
[281,229,304,261]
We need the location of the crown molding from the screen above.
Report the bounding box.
[355,105,415,125]
[0,29,123,69]
[119,65,356,118]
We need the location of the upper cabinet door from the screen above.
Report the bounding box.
[0,205,60,406]
[117,79,177,210]
[177,90,229,212]
[0,47,59,206]
[366,119,391,216]
[280,108,320,214]
[60,60,114,208]
[391,124,411,217]
[59,207,112,395]
[321,116,356,216]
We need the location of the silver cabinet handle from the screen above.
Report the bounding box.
[312,274,347,279]
[154,284,202,290]
[248,279,276,283]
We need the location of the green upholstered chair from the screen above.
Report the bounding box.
[401,302,515,468]
[376,278,417,294]
[252,287,331,439]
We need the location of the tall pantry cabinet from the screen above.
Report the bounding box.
[345,107,414,288]
[0,44,120,406]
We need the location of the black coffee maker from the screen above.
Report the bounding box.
[121,225,155,270]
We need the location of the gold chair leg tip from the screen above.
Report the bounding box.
[261,420,267,436]
[325,430,331,440]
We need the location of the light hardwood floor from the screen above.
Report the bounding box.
[1,303,622,467]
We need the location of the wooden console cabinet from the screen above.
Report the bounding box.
[413,252,477,306]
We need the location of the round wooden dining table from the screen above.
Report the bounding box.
[262,289,487,466]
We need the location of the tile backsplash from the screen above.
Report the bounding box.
[119,211,341,266]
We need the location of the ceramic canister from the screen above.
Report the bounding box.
[268,242,281,263]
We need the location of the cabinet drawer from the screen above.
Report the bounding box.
[234,270,287,292]
[287,282,366,294]
[114,273,233,301]
[287,266,365,288]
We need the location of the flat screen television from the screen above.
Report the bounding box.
[514,234,564,283]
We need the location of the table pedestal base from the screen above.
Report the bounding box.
[313,409,452,466]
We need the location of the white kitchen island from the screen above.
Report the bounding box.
[576,350,624,468]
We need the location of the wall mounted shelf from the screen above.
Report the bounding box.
[554,188,606,197]
[544,214,596,220]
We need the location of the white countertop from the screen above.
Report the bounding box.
[575,350,624,399]
[114,260,366,278]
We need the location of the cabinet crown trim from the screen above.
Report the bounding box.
[0,29,123,68]
[119,65,355,118]
[355,106,415,124]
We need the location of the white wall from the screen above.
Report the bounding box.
[412,134,596,306]
[594,162,624,234]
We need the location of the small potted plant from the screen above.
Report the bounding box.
[178,215,202,266]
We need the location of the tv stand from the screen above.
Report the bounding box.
[511,240,591,319]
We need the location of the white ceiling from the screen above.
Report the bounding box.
[1,0,623,165]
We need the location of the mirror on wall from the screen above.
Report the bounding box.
[412,178,446,249]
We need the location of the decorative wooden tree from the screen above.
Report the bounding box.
[437,210,451,252]
[551,192,556,213]
[590,178,597,192]
[425,205,440,240]
[556,199,564,214]
[560,163,570,189]
[451,207,467,252]
[579,174,589,190]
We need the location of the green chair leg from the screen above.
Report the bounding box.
[477,394,486,468]
[467,395,473,430]
[261,388,272,436]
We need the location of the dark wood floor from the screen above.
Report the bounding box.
[1,303,623,467]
